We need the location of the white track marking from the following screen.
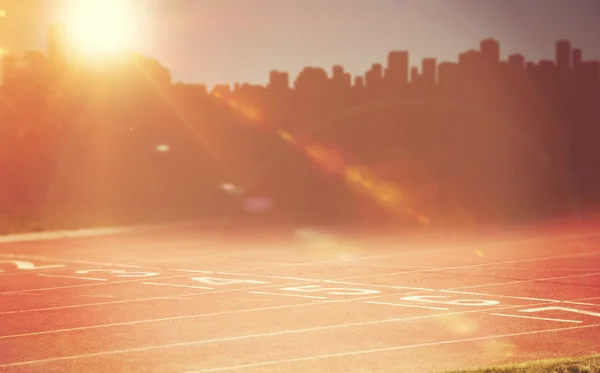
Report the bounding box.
[326,250,600,282]
[0,275,189,295]
[1,288,598,344]
[36,274,107,282]
[2,318,599,369]
[249,291,327,300]
[0,232,598,317]
[4,247,595,300]
[82,295,118,298]
[182,324,600,373]
[366,301,448,310]
[489,313,582,323]
[142,282,212,290]
[2,254,599,316]
[446,271,600,290]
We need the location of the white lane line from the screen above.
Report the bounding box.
[249,291,326,300]
[328,250,600,282]
[2,316,599,369]
[564,301,599,306]
[182,323,600,373]
[215,231,600,273]
[142,282,213,290]
[366,301,447,310]
[219,272,312,281]
[82,295,118,298]
[3,255,599,317]
[2,235,600,316]
[0,275,189,295]
[36,274,107,282]
[0,286,595,344]
[0,264,105,278]
[489,313,582,323]
[444,271,600,290]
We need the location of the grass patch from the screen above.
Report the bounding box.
[447,355,600,373]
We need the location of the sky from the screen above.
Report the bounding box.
[0,0,599,87]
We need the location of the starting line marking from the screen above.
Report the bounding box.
[366,301,448,311]
[142,282,213,290]
[250,291,327,300]
[489,313,582,323]
[36,274,108,282]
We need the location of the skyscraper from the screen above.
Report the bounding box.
[480,38,500,63]
[508,54,525,69]
[555,39,571,71]
[365,63,383,89]
[386,51,409,87]
[421,58,437,85]
[268,70,289,91]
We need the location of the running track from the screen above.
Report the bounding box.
[0,221,599,372]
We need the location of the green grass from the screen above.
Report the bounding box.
[447,355,600,373]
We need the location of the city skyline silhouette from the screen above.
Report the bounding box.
[2,0,600,86]
[1,19,600,234]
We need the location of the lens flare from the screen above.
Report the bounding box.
[242,196,274,213]
[304,144,344,173]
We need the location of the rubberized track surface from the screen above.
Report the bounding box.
[1,222,599,373]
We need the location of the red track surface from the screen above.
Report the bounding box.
[0,221,599,372]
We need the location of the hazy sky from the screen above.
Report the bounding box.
[1,0,599,87]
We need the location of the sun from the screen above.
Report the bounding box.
[63,0,140,59]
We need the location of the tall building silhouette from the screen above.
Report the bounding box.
[332,65,351,90]
[410,66,419,83]
[421,58,437,85]
[508,54,525,70]
[480,38,500,63]
[365,63,383,89]
[385,51,409,87]
[556,39,571,71]
[354,76,364,89]
[268,70,289,91]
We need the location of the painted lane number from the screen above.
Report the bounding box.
[400,295,500,306]
[190,277,268,286]
[74,269,160,277]
[279,284,381,296]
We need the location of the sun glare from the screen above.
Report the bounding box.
[63,0,140,59]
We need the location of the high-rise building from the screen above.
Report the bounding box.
[354,76,364,89]
[268,70,289,91]
[342,72,352,88]
[421,58,437,85]
[332,65,344,80]
[331,65,349,90]
[438,62,458,86]
[410,67,419,83]
[458,50,481,69]
[47,23,68,68]
[365,63,383,88]
[555,39,571,70]
[480,38,500,63]
[508,54,525,69]
[386,51,409,86]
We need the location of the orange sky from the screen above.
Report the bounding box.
[1,0,599,87]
